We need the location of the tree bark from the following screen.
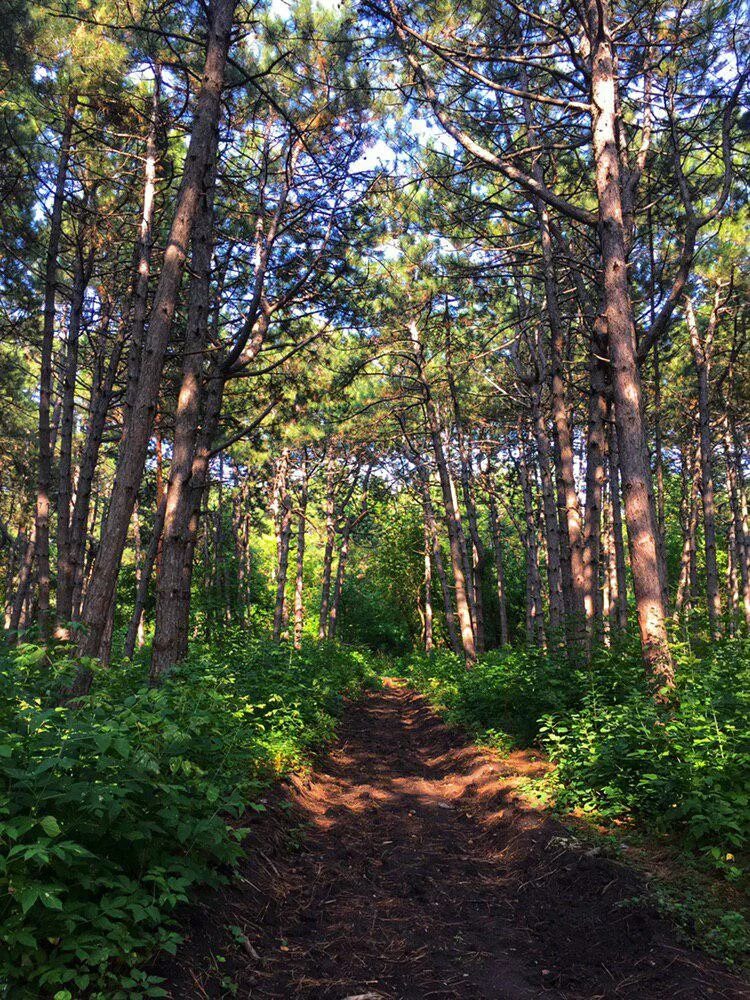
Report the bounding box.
[607,405,628,632]
[582,328,609,637]
[685,293,723,638]
[487,490,509,647]
[588,0,673,688]
[422,515,434,652]
[530,384,565,635]
[723,416,750,627]
[35,90,77,639]
[8,522,36,637]
[328,520,351,639]
[56,236,94,627]
[518,426,545,647]
[318,449,337,640]
[293,450,308,650]
[124,494,166,659]
[408,320,476,663]
[124,68,161,427]
[73,0,237,688]
[150,145,218,678]
[408,443,461,655]
[272,449,293,641]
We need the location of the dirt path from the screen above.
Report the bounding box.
[160,682,746,999]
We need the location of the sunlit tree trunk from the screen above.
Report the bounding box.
[446,336,485,651]
[411,453,460,655]
[408,322,475,663]
[588,0,673,688]
[519,85,585,628]
[124,68,161,429]
[423,516,434,652]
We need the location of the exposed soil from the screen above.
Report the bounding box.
[157,681,747,999]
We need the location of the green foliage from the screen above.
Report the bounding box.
[402,639,750,866]
[0,636,376,997]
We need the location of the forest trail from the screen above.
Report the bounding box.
[161,682,746,999]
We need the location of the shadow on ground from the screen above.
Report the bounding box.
[155,681,747,999]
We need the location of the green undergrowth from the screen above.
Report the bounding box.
[400,637,750,963]
[0,635,377,998]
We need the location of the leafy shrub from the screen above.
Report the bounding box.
[0,636,376,997]
[401,638,750,867]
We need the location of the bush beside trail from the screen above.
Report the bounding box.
[0,635,377,998]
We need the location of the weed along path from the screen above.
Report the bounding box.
[159,681,745,999]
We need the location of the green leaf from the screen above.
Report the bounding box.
[94,732,113,753]
[39,815,61,837]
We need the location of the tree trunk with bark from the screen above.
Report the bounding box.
[588,0,673,688]
[151,150,218,678]
[35,90,77,639]
[293,450,308,650]
[272,449,293,641]
[73,0,237,690]
[685,293,723,638]
[487,490,509,647]
[56,235,94,628]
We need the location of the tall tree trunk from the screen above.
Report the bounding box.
[446,333,485,652]
[68,303,124,620]
[293,451,308,650]
[272,450,293,641]
[530,385,565,635]
[35,90,77,639]
[9,522,36,637]
[520,85,586,627]
[56,239,94,627]
[673,440,700,619]
[124,68,161,427]
[723,416,750,627]
[518,427,545,646]
[588,1,673,688]
[151,150,218,677]
[487,490,509,647]
[407,321,476,662]
[608,406,628,632]
[328,520,352,639]
[124,494,166,659]
[318,449,337,640]
[73,0,237,688]
[685,294,723,637]
[423,515,434,652]
[408,446,461,655]
[582,332,608,637]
